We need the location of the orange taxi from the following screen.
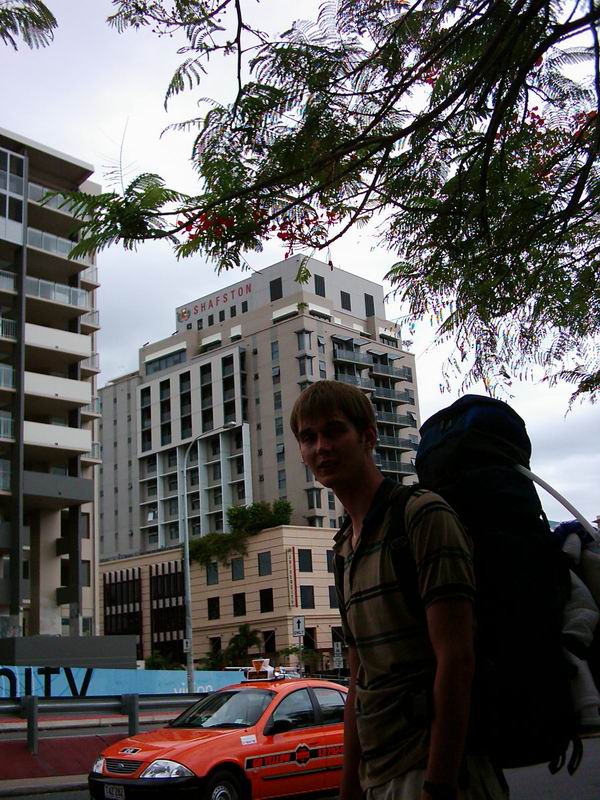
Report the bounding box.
[88,669,347,800]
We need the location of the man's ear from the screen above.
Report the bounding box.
[363,424,378,451]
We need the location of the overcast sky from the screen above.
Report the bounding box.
[2,0,598,523]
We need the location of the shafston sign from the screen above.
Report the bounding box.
[177,282,252,323]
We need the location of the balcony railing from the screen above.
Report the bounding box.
[336,374,375,390]
[81,310,99,327]
[81,397,101,415]
[372,385,414,403]
[377,435,418,450]
[371,362,413,381]
[0,459,10,491]
[27,227,92,266]
[376,411,416,427]
[28,182,76,216]
[81,354,100,371]
[333,347,374,366]
[0,415,14,440]
[80,266,99,284]
[0,365,15,389]
[25,276,90,310]
[0,270,16,292]
[0,319,17,339]
[82,442,101,460]
[375,457,416,475]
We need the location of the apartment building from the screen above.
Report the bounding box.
[0,128,101,639]
[100,525,345,667]
[99,254,420,560]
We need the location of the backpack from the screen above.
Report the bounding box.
[386,395,581,772]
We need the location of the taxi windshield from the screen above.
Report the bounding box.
[171,689,275,729]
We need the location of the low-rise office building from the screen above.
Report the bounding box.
[100,525,344,668]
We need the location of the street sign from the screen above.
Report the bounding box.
[182,639,191,653]
[292,616,305,637]
[333,641,342,656]
[333,656,344,669]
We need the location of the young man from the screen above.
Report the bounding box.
[290,381,508,800]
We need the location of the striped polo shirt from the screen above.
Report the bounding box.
[333,480,475,790]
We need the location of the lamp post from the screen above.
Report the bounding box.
[181,435,201,694]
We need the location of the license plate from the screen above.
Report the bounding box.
[104,786,125,800]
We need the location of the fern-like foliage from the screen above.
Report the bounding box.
[70,0,600,400]
[0,0,56,49]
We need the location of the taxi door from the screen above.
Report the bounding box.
[251,687,326,799]
[309,685,346,792]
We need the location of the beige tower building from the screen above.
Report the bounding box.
[0,129,101,639]
[99,255,420,663]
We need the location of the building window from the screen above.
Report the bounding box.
[298,549,313,572]
[365,293,375,317]
[260,588,274,613]
[328,491,336,511]
[82,560,91,587]
[298,356,313,377]
[241,300,248,313]
[270,277,283,302]
[330,518,337,528]
[319,360,327,379]
[231,557,244,581]
[210,636,221,654]
[206,562,219,585]
[212,462,221,481]
[207,314,214,326]
[329,585,339,609]
[197,318,203,329]
[317,335,325,353]
[219,309,225,322]
[314,274,326,297]
[208,596,220,620]
[263,630,276,653]
[271,340,279,362]
[272,366,281,385]
[273,391,282,411]
[307,488,322,509]
[278,469,286,491]
[146,349,186,376]
[341,290,351,311]
[233,592,246,617]
[300,585,315,609]
[296,330,312,351]
[275,416,284,437]
[258,551,272,576]
[276,443,285,463]
[305,465,313,483]
[327,549,335,573]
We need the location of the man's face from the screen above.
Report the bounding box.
[296,413,376,491]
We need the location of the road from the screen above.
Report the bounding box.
[2,736,599,799]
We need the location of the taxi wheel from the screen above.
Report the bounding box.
[203,769,245,800]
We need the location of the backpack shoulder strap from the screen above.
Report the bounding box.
[385,483,425,620]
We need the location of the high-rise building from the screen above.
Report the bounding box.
[99,255,420,560]
[0,128,101,639]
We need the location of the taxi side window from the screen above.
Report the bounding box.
[313,687,345,725]
[271,689,315,729]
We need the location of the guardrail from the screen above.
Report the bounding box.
[0,692,203,754]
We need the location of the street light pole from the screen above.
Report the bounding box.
[181,436,201,694]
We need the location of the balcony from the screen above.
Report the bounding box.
[25,275,90,313]
[333,347,374,367]
[80,310,100,332]
[81,353,100,375]
[0,459,10,492]
[377,435,418,451]
[80,266,99,287]
[26,226,92,266]
[376,410,416,428]
[375,457,417,476]
[24,421,91,459]
[81,442,102,463]
[336,374,375,391]
[0,365,16,390]
[0,270,16,294]
[28,182,75,216]
[25,323,91,372]
[81,397,101,417]
[0,415,14,441]
[0,318,17,341]
[372,385,415,404]
[370,362,413,382]
[24,371,91,417]
[23,470,93,510]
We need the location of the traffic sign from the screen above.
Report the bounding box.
[333,641,342,656]
[292,616,305,637]
[333,656,344,669]
[182,639,191,653]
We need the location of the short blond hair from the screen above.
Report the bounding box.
[290,380,376,438]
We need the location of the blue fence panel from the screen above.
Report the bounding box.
[0,666,245,699]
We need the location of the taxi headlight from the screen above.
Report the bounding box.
[91,756,105,774]
[139,760,194,779]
